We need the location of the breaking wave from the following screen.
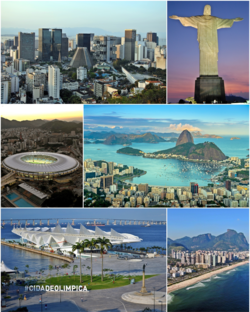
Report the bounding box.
[167,294,174,304]
[186,282,205,290]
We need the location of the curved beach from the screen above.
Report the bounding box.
[168,260,249,294]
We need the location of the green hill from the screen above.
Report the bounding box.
[153,142,227,161]
[117,147,144,156]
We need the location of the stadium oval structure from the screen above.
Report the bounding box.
[2,152,80,180]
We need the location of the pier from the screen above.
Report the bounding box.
[1,241,72,263]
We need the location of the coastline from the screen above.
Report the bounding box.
[168,260,249,294]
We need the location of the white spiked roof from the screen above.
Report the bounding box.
[1,261,16,273]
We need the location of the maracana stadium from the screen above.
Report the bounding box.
[2,152,80,180]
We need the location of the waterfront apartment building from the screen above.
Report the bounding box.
[18,32,35,62]
[108,162,114,175]
[100,175,114,188]
[48,65,60,99]
[125,29,136,61]
[93,36,121,62]
[14,59,30,72]
[94,81,105,99]
[138,183,149,194]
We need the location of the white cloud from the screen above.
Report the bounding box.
[169,123,201,132]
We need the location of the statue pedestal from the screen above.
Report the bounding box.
[194,76,226,104]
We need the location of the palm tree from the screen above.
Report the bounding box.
[83,238,99,282]
[72,242,85,283]
[96,237,113,282]
[73,265,78,281]
[14,267,18,272]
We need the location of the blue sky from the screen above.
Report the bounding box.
[1,1,166,38]
[84,105,249,135]
[168,209,249,241]
[1,209,166,221]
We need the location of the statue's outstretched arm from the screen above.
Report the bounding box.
[234,17,243,22]
[169,15,180,20]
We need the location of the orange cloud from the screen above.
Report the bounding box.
[169,123,201,132]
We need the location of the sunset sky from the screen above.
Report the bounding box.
[84,105,249,136]
[168,1,249,103]
[1,105,83,122]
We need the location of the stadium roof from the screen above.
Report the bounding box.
[3,152,79,173]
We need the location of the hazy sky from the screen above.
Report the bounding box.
[1,209,166,221]
[1,105,83,122]
[168,1,249,102]
[84,105,249,135]
[168,209,249,242]
[1,1,166,37]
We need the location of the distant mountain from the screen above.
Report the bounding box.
[226,95,247,103]
[192,131,223,139]
[103,132,166,145]
[154,141,227,161]
[1,117,47,129]
[104,135,132,146]
[176,130,194,146]
[39,120,82,133]
[168,238,189,253]
[173,230,249,251]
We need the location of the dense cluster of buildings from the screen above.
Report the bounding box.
[84,157,249,207]
[1,29,166,104]
[168,249,249,278]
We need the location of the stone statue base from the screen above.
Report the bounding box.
[194,76,226,104]
[122,291,166,305]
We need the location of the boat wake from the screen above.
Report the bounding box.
[167,293,174,304]
[186,282,205,290]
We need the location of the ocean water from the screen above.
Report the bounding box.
[1,223,166,273]
[168,264,249,312]
[84,135,249,187]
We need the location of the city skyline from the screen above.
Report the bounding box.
[168,1,249,102]
[168,209,249,241]
[1,105,83,122]
[1,208,166,221]
[84,105,249,135]
[2,1,166,38]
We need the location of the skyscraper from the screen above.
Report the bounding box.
[51,29,62,61]
[18,32,35,62]
[38,28,51,61]
[190,182,199,194]
[76,33,91,52]
[14,36,18,47]
[48,65,60,99]
[124,29,136,61]
[61,33,68,59]
[147,32,158,44]
[38,28,62,61]
[225,180,231,191]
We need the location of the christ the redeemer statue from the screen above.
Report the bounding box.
[170,5,243,76]
[169,5,243,103]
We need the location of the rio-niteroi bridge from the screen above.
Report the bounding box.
[2,218,166,227]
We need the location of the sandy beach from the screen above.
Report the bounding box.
[168,260,249,294]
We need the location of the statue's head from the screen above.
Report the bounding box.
[203,5,211,16]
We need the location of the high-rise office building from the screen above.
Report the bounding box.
[1,80,10,104]
[38,28,51,61]
[124,29,136,61]
[4,39,14,49]
[51,29,62,61]
[100,175,114,188]
[14,36,18,46]
[76,33,91,52]
[38,28,62,61]
[61,33,68,59]
[93,36,121,62]
[48,65,60,99]
[136,34,141,41]
[225,180,231,191]
[147,32,158,44]
[18,32,35,62]
[190,182,199,194]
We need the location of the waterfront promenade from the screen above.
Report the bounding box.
[168,260,249,294]
[1,241,72,263]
